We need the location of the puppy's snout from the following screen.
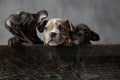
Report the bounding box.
[50,32,57,38]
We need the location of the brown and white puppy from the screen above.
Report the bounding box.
[5,10,48,46]
[69,23,100,45]
[43,18,74,46]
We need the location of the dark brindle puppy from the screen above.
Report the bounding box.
[5,10,48,46]
[69,23,100,45]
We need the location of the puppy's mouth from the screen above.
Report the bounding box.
[6,14,30,27]
[46,35,65,46]
[48,38,55,43]
[48,36,62,43]
[6,18,21,27]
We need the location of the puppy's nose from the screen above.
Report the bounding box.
[50,32,57,38]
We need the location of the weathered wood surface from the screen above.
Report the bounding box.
[0,44,120,80]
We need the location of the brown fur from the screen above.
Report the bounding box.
[40,18,74,46]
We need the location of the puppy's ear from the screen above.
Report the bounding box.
[65,20,74,32]
[37,10,48,23]
[37,20,48,32]
[91,31,100,41]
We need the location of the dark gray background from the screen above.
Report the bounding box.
[0,0,120,45]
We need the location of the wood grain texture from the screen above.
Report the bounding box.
[0,44,120,80]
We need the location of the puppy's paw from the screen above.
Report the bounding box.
[8,37,21,47]
[64,38,74,46]
[21,41,33,46]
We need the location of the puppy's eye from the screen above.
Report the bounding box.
[58,25,65,31]
[44,27,48,31]
[77,33,82,36]
[77,31,84,36]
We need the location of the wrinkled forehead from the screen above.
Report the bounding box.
[46,18,64,27]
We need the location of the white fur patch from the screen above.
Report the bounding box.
[51,27,60,34]
[53,18,57,26]
[6,20,11,27]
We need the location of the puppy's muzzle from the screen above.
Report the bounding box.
[50,32,57,38]
[7,15,21,26]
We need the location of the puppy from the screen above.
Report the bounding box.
[69,23,100,45]
[42,18,74,46]
[5,10,48,46]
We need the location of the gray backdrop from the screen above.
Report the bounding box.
[0,0,120,45]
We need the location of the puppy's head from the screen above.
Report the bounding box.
[70,24,100,44]
[43,18,74,46]
[5,10,48,29]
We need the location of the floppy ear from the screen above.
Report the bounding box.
[65,20,74,32]
[37,20,48,33]
[37,10,48,23]
[91,31,100,41]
